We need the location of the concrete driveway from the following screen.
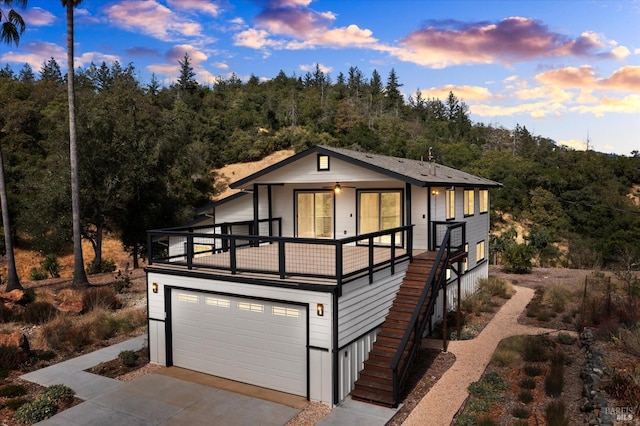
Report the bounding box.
[20,336,301,426]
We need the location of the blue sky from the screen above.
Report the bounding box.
[1,0,639,155]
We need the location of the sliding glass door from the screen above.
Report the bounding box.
[358,190,402,244]
[296,191,334,238]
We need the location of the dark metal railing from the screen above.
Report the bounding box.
[390,223,463,406]
[147,219,413,295]
[431,221,465,252]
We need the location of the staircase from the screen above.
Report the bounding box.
[350,252,442,407]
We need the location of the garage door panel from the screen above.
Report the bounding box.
[171,290,307,396]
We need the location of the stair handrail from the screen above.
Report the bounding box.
[390,226,453,406]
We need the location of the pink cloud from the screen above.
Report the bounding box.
[22,7,56,26]
[604,66,640,91]
[396,17,625,68]
[255,5,335,38]
[535,66,596,88]
[167,0,221,17]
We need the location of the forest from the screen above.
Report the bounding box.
[0,56,639,275]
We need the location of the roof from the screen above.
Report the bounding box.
[230,145,502,189]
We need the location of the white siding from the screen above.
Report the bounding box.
[213,194,254,223]
[411,186,429,250]
[337,262,408,347]
[309,349,332,403]
[148,319,166,365]
[430,261,488,325]
[338,328,378,401]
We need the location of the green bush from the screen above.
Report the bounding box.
[22,301,58,324]
[545,400,568,426]
[39,384,75,404]
[522,336,550,362]
[502,243,533,274]
[29,267,48,281]
[0,345,25,378]
[118,350,138,367]
[0,384,27,398]
[86,258,117,275]
[113,268,133,293]
[41,254,61,278]
[22,288,36,304]
[490,348,519,367]
[40,316,89,351]
[519,378,536,390]
[34,350,56,361]
[518,391,533,404]
[14,398,58,424]
[477,277,511,299]
[536,308,551,322]
[545,364,564,397]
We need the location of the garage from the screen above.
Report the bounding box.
[170,289,308,397]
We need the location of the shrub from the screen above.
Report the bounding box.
[86,258,117,275]
[29,267,48,281]
[113,267,133,293]
[518,391,533,404]
[118,350,138,367]
[545,364,564,397]
[525,302,540,318]
[82,287,122,312]
[550,350,567,367]
[477,416,498,426]
[5,398,30,410]
[556,332,576,345]
[0,303,16,322]
[491,348,519,367]
[22,288,36,304]
[467,398,491,413]
[502,243,533,274]
[545,400,568,426]
[543,285,570,313]
[604,370,640,405]
[536,308,551,322]
[34,350,56,361]
[523,365,543,377]
[522,336,550,362]
[0,345,25,378]
[22,301,58,324]
[511,406,530,419]
[454,413,478,426]
[39,384,75,404]
[615,327,640,357]
[477,277,512,299]
[0,384,27,398]
[519,378,536,390]
[41,254,61,278]
[483,372,509,391]
[14,398,58,424]
[39,316,89,351]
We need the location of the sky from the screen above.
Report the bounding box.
[1,0,639,156]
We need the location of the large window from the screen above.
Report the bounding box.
[296,191,333,238]
[476,240,486,263]
[358,190,402,244]
[463,189,475,216]
[479,189,489,213]
[445,188,455,220]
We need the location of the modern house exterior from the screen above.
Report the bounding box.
[145,145,501,407]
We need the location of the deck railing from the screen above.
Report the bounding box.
[147,220,413,294]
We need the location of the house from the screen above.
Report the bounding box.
[145,145,501,407]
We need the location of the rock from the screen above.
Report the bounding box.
[0,332,30,353]
[57,300,84,315]
[0,289,26,304]
[593,367,603,376]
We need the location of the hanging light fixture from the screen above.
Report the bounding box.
[333,183,342,194]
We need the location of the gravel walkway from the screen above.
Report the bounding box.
[402,285,572,426]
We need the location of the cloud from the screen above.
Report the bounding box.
[603,66,640,91]
[104,0,203,42]
[255,5,335,38]
[536,65,640,92]
[147,44,210,83]
[569,94,640,116]
[471,101,567,119]
[22,7,56,26]
[0,41,65,71]
[419,85,494,102]
[514,85,572,103]
[559,139,587,151]
[126,46,162,57]
[300,63,331,73]
[167,0,221,16]
[76,52,121,68]
[394,17,629,68]
[212,62,229,70]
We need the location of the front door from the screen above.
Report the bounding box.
[296,191,334,238]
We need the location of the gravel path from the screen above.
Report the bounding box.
[402,285,573,426]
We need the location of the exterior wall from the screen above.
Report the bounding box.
[146,272,333,404]
[430,261,489,324]
[338,328,378,401]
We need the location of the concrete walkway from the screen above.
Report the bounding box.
[402,286,571,426]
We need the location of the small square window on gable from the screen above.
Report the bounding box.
[317,154,330,171]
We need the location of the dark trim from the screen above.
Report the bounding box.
[355,188,404,241]
[405,183,412,231]
[253,183,259,238]
[267,185,273,236]
[145,267,337,293]
[164,285,311,401]
[165,287,173,366]
[309,346,330,352]
[332,288,339,406]
[427,187,433,251]
[317,153,330,171]
[148,317,165,322]
[475,239,486,263]
[146,273,151,363]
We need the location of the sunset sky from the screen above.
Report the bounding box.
[1,0,638,155]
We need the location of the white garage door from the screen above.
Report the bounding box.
[171,289,307,396]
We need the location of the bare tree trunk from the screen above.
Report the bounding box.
[66,1,88,286]
[0,147,22,291]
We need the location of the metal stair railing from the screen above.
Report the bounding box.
[389,226,454,407]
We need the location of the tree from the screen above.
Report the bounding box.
[62,0,88,286]
[0,0,26,291]
[177,53,197,92]
[40,57,63,83]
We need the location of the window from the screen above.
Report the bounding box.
[476,240,486,263]
[479,189,489,213]
[358,190,402,244]
[463,243,469,272]
[463,189,475,216]
[296,191,333,238]
[317,154,330,171]
[177,293,198,303]
[445,188,455,220]
[273,306,301,317]
[238,302,264,313]
[205,297,230,308]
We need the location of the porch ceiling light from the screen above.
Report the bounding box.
[431,189,439,196]
[333,183,342,194]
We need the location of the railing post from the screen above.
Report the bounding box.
[230,238,237,274]
[147,233,153,266]
[278,240,286,279]
[186,234,194,270]
[368,236,374,284]
[335,242,343,297]
[391,232,396,275]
